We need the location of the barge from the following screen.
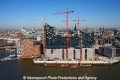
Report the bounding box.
[33,58,120,68]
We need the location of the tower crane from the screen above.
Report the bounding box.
[26,17,50,59]
[71,17,85,60]
[53,8,74,60]
[71,17,85,32]
[26,18,41,34]
[42,17,50,59]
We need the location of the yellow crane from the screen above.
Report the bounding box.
[42,17,50,59]
[26,17,50,59]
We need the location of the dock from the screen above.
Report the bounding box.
[33,58,120,67]
[0,57,20,62]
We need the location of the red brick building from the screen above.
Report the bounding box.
[21,37,40,58]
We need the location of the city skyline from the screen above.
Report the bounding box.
[0,0,120,29]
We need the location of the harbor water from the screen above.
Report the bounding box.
[0,51,120,80]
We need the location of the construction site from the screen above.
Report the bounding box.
[15,8,94,60]
[1,8,120,68]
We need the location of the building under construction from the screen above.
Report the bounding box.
[44,23,95,60]
[16,23,94,59]
[45,23,94,49]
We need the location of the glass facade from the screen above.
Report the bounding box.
[45,23,94,49]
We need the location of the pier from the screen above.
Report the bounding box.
[0,56,20,62]
[33,58,120,67]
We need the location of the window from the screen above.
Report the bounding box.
[51,49,53,54]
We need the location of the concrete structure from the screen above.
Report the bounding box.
[98,46,116,58]
[33,58,119,66]
[46,48,94,60]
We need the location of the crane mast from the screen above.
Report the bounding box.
[71,18,85,60]
[42,17,50,59]
[26,17,50,59]
[53,8,74,60]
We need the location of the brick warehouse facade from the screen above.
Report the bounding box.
[21,37,40,58]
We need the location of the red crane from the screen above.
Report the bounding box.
[71,18,85,60]
[71,17,85,32]
[53,8,74,60]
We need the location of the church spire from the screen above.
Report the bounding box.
[74,23,77,31]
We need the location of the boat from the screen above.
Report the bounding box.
[17,55,22,58]
[69,64,80,68]
[10,49,15,52]
[9,54,17,58]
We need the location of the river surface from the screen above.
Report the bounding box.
[0,51,120,80]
